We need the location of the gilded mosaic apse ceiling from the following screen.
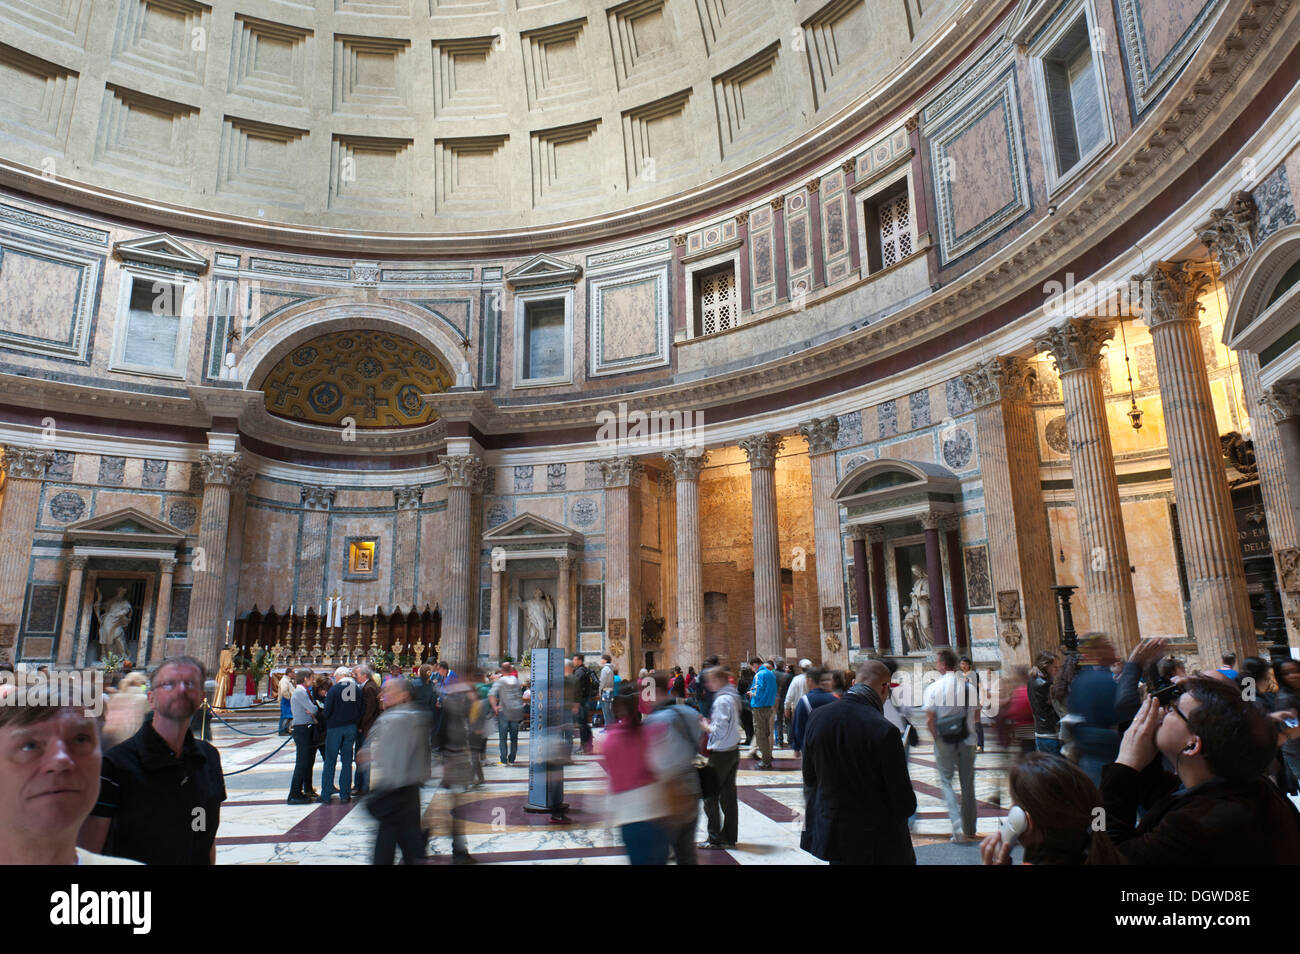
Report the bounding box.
[261,330,453,429]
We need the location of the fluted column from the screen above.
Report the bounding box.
[657,471,678,661]
[943,514,969,650]
[556,555,574,652]
[1034,320,1141,651]
[489,567,505,663]
[186,452,242,673]
[666,449,707,667]
[0,446,52,653]
[296,484,336,612]
[439,454,480,669]
[849,526,872,651]
[740,433,785,660]
[393,485,424,608]
[919,513,951,646]
[868,527,890,654]
[961,355,1058,664]
[600,456,643,676]
[56,555,88,666]
[220,466,253,630]
[1262,384,1300,649]
[800,417,847,666]
[150,559,177,665]
[1139,261,1256,658]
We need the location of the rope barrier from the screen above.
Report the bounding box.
[202,701,282,737]
[220,734,294,777]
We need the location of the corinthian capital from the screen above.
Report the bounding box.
[665,448,708,481]
[798,418,839,456]
[300,484,336,511]
[440,454,483,488]
[599,456,644,489]
[199,452,243,486]
[0,445,53,481]
[1196,192,1257,275]
[1033,319,1114,373]
[739,433,784,469]
[1261,383,1300,423]
[961,355,1037,408]
[1134,261,1213,328]
[394,485,425,510]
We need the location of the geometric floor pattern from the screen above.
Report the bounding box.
[210,716,1016,865]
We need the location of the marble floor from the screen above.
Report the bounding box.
[209,715,1015,865]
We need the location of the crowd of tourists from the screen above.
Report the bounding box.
[4,635,1300,867]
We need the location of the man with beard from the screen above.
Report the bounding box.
[78,656,226,864]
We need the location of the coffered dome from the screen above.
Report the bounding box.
[0,0,969,234]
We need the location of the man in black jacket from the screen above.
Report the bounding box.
[800,660,917,865]
[1102,676,1300,864]
[571,654,594,752]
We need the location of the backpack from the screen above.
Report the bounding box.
[582,666,600,703]
[935,679,973,744]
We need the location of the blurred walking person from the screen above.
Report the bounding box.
[602,687,671,864]
[363,677,431,864]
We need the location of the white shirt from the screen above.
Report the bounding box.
[923,671,978,737]
[783,672,809,712]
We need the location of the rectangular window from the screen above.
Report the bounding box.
[693,263,737,337]
[123,277,183,368]
[521,298,566,380]
[864,181,912,273]
[1035,6,1109,188]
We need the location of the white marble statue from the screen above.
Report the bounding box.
[516,587,555,653]
[900,565,932,653]
[94,586,133,658]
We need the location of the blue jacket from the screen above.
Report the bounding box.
[323,678,364,729]
[750,666,777,709]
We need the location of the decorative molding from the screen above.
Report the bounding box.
[1135,260,1213,327]
[738,432,784,469]
[505,253,583,289]
[1197,191,1257,275]
[798,417,839,455]
[394,484,424,510]
[300,484,336,511]
[0,445,53,480]
[113,233,209,274]
[599,456,644,488]
[961,355,1037,407]
[440,453,483,488]
[918,511,946,531]
[664,448,707,481]
[1033,319,1115,373]
[1261,383,1300,423]
[199,452,243,486]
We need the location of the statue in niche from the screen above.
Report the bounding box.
[93,586,133,658]
[900,565,932,654]
[516,587,555,653]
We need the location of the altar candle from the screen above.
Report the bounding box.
[226,620,231,640]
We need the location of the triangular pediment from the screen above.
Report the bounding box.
[505,253,582,289]
[482,511,583,548]
[114,233,209,274]
[64,507,186,546]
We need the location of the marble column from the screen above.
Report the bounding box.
[961,355,1058,664]
[0,446,52,653]
[849,527,872,652]
[438,454,480,669]
[297,485,336,612]
[799,417,847,665]
[739,433,785,661]
[220,466,253,628]
[868,527,890,654]
[600,457,643,675]
[489,567,505,663]
[556,555,574,653]
[150,558,177,665]
[56,555,88,666]
[393,485,424,608]
[1034,320,1141,651]
[919,513,951,646]
[186,452,243,673]
[469,466,489,648]
[1139,261,1256,659]
[1262,384,1300,644]
[943,515,969,650]
[657,472,678,661]
[666,449,707,667]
